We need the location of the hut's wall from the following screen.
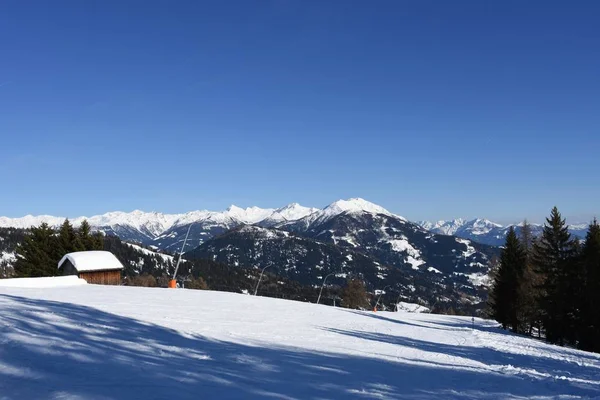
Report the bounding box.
[78,270,122,285]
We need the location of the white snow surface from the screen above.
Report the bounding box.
[396,302,430,313]
[124,243,174,263]
[388,238,425,269]
[456,238,477,258]
[0,275,86,288]
[465,272,492,287]
[1,251,16,264]
[57,251,124,272]
[1,285,599,399]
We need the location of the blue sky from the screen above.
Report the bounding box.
[1,0,598,223]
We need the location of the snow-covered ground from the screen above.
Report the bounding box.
[0,275,87,288]
[1,279,599,399]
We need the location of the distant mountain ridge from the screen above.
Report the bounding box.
[186,201,497,313]
[2,201,591,249]
[1,200,500,313]
[417,218,589,246]
[0,199,404,252]
[0,203,321,251]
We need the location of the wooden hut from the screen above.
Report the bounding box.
[58,251,123,285]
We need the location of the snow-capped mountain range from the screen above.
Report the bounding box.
[1,199,590,250]
[417,218,589,246]
[0,204,314,232]
[0,203,319,249]
[186,200,496,312]
[1,199,405,252]
[1,199,500,311]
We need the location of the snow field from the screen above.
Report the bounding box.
[0,282,599,399]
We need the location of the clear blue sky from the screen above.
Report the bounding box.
[1,0,598,223]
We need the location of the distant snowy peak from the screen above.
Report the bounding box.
[225,205,276,224]
[417,219,466,236]
[85,210,181,236]
[317,198,405,223]
[260,204,319,226]
[462,219,503,236]
[0,211,181,234]
[418,218,589,246]
[171,205,306,228]
[275,203,319,221]
[0,215,69,230]
[418,218,501,235]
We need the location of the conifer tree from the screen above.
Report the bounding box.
[78,219,93,250]
[93,232,105,250]
[579,219,600,352]
[55,219,84,259]
[485,254,500,317]
[517,220,541,336]
[78,220,103,250]
[531,207,577,345]
[519,220,534,255]
[14,223,57,277]
[489,227,526,332]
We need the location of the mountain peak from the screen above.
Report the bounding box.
[324,198,392,217]
[224,205,275,224]
[469,218,502,227]
[278,202,300,210]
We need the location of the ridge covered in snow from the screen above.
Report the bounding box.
[259,203,319,226]
[290,198,407,229]
[418,218,501,237]
[0,198,405,243]
[418,218,589,246]
[319,198,397,221]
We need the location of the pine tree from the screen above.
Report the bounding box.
[517,220,541,336]
[489,227,526,332]
[14,223,57,277]
[485,255,500,317]
[93,232,105,250]
[531,207,577,345]
[568,237,585,346]
[579,219,600,352]
[519,220,534,255]
[78,220,103,250]
[78,220,93,250]
[55,219,84,260]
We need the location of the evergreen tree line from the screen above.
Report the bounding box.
[9,221,363,306]
[14,220,104,277]
[0,227,28,278]
[489,207,600,353]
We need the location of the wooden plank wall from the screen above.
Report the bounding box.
[78,270,122,285]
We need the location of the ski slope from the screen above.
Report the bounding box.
[1,280,599,399]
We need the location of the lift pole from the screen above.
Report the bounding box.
[169,223,193,288]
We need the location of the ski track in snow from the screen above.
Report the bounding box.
[0,281,599,399]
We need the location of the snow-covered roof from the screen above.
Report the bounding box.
[58,251,124,272]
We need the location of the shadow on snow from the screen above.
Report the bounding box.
[0,294,598,399]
